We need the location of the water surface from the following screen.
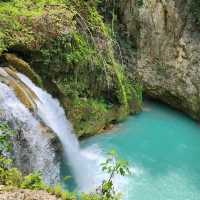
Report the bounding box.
[81,101,200,200]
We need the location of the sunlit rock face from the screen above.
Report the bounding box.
[119,0,200,119]
[3,53,42,87]
[0,67,38,112]
[0,67,61,184]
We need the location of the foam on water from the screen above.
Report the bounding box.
[127,169,200,200]
[81,100,200,199]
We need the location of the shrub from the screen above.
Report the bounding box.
[21,172,46,190]
[50,184,76,200]
[3,167,22,187]
[0,122,15,155]
[0,122,23,187]
[82,150,130,200]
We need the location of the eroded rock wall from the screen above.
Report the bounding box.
[120,0,200,119]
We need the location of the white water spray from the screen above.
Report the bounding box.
[17,73,102,191]
[0,82,60,184]
[0,71,127,193]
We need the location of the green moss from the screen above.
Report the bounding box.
[66,96,137,137]
[67,98,109,137]
[4,53,42,86]
[0,0,143,137]
[0,0,75,53]
[191,0,200,25]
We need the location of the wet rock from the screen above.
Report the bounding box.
[3,53,42,87]
[0,67,38,112]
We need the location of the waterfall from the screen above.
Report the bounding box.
[17,73,101,191]
[0,70,125,192]
[0,82,60,184]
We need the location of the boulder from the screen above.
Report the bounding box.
[0,67,38,113]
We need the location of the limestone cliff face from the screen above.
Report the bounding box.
[119,0,200,119]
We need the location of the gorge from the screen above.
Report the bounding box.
[1,68,200,200]
[1,0,200,199]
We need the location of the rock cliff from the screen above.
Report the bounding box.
[0,1,142,137]
[119,0,200,119]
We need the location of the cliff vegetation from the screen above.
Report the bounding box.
[0,0,142,137]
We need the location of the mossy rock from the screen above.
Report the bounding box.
[0,0,143,137]
[3,53,42,87]
[0,67,38,113]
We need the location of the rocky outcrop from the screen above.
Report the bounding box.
[0,186,61,200]
[11,121,61,184]
[119,0,200,119]
[3,53,42,87]
[0,1,143,137]
[0,67,38,112]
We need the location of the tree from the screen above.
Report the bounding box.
[98,150,131,199]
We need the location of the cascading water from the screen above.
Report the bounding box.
[0,82,60,184]
[0,70,126,193]
[17,73,103,192]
